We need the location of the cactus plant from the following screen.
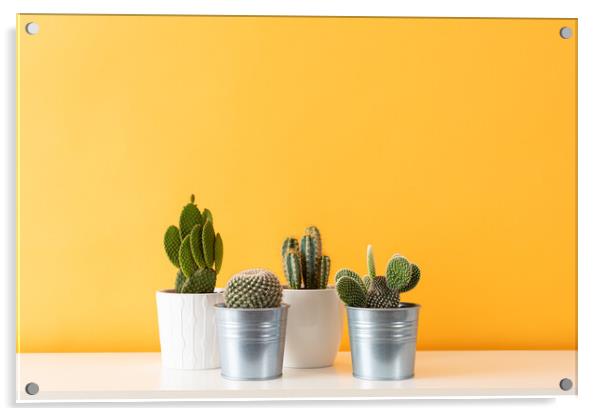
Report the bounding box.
[281,225,331,289]
[335,245,421,308]
[163,194,224,293]
[224,268,283,308]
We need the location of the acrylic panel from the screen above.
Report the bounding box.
[17,15,576,359]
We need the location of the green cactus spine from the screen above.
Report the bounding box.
[224,268,283,308]
[281,237,299,258]
[284,250,302,289]
[281,226,331,289]
[335,245,421,308]
[320,256,331,289]
[162,194,224,293]
[301,234,318,288]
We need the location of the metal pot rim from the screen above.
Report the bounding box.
[214,302,290,311]
[346,302,421,311]
[282,286,336,292]
[157,288,224,295]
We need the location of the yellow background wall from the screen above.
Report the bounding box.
[17,15,577,352]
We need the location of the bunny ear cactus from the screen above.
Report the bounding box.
[281,226,331,289]
[163,194,224,293]
[335,245,421,308]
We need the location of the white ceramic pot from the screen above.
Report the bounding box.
[155,289,223,370]
[282,287,343,368]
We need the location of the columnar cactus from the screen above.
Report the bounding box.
[281,225,331,289]
[224,268,283,308]
[163,194,224,293]
[335,245,421,308]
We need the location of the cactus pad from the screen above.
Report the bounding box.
[320,255,331,289]
[164,225,182,268]
[284,251,302,289]
[202,220,215,267]
[178,235,198,278]
[179,197,203,239]
[214,233,224,274]
[175,270,186,293]
[363,275,372,289]
[189,224,206,269]
[181,267,216,293]
[367,244,376,279]
[398,263,421,293]
[224,268,283,308]
[335,268,365,291]
[336,276,367,307]
[202,208,213,224]
[385,254,413,291]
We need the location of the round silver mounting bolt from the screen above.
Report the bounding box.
[25,382,39,395]
[25,22,40,35]
[559,378,573,391]
[559,27,572,39]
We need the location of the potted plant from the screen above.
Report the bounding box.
[335,245,421,380]
[156,194,224,370]
[214,269,288,380]
[280,226,342,368]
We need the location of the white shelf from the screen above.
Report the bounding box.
[16,351,576,402]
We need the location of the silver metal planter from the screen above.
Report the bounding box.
[347,303,420,380]
[214,303,289,380]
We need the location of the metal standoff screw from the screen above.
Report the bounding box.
[559,27,573,39]
[559,378,573,391]
[25,22,40,35]
[25,382,39,395]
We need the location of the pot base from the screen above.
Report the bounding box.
[220,373,283,381]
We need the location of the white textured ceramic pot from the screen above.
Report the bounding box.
[282,287,343,368]
[156,289,223,370]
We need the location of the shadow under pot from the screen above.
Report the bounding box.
[346,303,420,380]
[214,303,289,380]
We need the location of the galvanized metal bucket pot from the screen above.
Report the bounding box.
[346,303,420,380]
[214,303,289,380]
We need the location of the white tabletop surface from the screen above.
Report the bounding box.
[16,351,577,402]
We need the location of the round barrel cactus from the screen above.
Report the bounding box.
[224,269,283,308]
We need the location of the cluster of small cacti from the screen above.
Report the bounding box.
[224,268,283,308]
[163,194,223,293]
[335,245,420,308]
[281,226,331,289]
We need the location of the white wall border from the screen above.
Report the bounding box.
[2,0,601,414]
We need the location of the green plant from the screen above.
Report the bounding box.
[163,194,223,293]
[281,225,331,289]
[224,268,283,308]
[335,245,420,308]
